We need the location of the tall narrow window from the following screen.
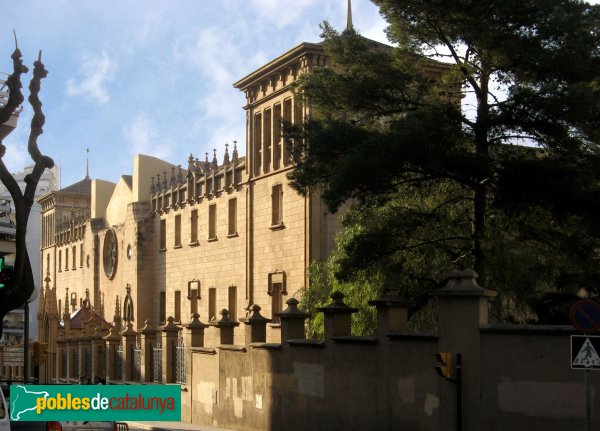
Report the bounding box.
[190,209,198,244]
[58,250,62,272]
[228,285,237,321]
[72,246,76,270]
[283,98,292,166]
[271,283,283,324]
[79,244,84,268]
[254,113,262,176]
[174,214,182,247]
[160,219,166,250]
[159,292,166,323]
[228,198,237,236]
[208,204,217,240]
[268,271,286,323]
[263,109,272,173]
[65,248,69,271]
[273,103,282,170]
[208,287,217,321]
[174,290,181,322]
[271,184,283,227]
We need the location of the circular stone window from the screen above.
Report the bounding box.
[103,229,118,279]
[127,244,133,260]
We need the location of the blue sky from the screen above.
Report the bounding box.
[1,0,388,188]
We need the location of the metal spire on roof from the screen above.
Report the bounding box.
[85,148,90,179]
[347,0,353,31]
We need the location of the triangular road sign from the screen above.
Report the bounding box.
[573,338,600,368]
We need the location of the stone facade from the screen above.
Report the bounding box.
[36,41,342,382]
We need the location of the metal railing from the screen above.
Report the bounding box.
[114,344,123,380]
[153,337,162,383]
[175,335,186,384]
[72,349,79,379]
[61,350,66,378]
[85,347,92,379]
[133,341,141,381]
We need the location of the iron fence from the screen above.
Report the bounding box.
[85,347,92,379]
[61,349,66,378]
[175,335,186,384]
[153,336,162,383]
[133,340,142,381]
[115,343,123,380]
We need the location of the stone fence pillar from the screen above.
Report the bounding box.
[434,269,496,431]
[318,291,358,340]
[162,317,181,383]
[369,295,412,339]
[90,327,106,381]
[186,313,208,348]
[242,305,269,345]
[121,322,138,381]
[213,309,239,345]
[276,298,309,341]
[56,336,66,381]
[140,320,156,383]
[104,326,122,382]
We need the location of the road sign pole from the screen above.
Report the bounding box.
[585,369,591,431]
[24,302,29,383]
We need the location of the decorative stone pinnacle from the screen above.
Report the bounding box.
[212,149,218,167]
[220,309,230,322]
[223,143,230,164]
[317,290,358,314]
[435,268,496,298]
[232,140,238,158]
[177,165,183,184]
[187,312,208,329]
[170,166,176,187]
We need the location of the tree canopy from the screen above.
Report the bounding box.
[287,0,600,323]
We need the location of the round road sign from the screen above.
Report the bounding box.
[570,299,600,333]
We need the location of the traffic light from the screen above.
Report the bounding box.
[434,352,456,380]
[0,256,14,289]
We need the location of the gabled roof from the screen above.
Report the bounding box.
[59,177,92,195]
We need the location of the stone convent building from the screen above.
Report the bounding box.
[36,40,341,383]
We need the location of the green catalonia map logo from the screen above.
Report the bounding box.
[10,384,181,422]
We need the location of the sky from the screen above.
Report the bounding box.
[1,0,389,188]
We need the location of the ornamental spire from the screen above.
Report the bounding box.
[85,148,90,179]
[347,0,353,31]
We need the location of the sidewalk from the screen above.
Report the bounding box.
[127,421,236,431]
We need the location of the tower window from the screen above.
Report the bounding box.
[190,209,198,244]
[228,198,237,236]
[208,287,217,321]
[228,285,237,321]
[174,214,182,248]
[159,219,166,250]
[271,184,284,227]
[208,204,217,240]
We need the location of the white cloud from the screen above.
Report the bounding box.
[66,51,117,104]
[124,114,172,160]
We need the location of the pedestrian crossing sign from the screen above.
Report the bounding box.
[571,335,600,370]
